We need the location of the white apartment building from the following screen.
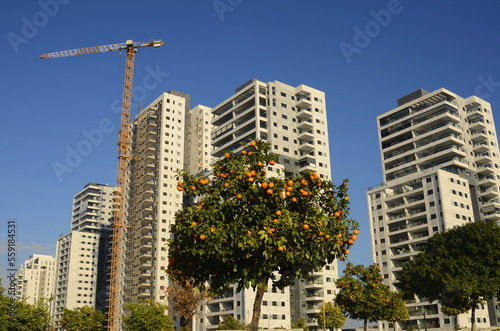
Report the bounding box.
[122,90,191,309]
[204,79,337,330]
[367,88,500,330]
[53,183,115,328]
[14,254,56,304]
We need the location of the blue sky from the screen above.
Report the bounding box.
[1,0,499,318]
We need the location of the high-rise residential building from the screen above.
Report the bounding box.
[122,80,337,331]
[122,91,191,309]
[14,254,56,304]
[367,88,499,330]
[203,79,337,330]
[53,183,115,328]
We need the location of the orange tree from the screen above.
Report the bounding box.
[167,140,358,331]
[335,263,408,331]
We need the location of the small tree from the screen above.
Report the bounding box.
[167,279,210,330]
[3,297,52,331]
[291,317,308,331]
[384,291,409,331]
[335,263,406,331]
[316,301,345,331]
[168,140,358,331]
[60,306,105,331]
[395,221,500,331]
[123,300,174,331]
[217,315,245,330]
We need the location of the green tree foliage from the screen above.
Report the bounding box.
[335,263,408,331]
[123,300,174,331]
[395,221,500,331]
[315,301,346,331]
[0,284,52,331]
[60,306,105,331]
[291,317,308,331]
[216,315,246,330]
[168,140,358,331]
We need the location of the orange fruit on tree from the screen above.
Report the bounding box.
[286,186,292,192]
[247,177,254,182]
[348,239,354,245]
[268,182,275,188]
[177,187,184,191]
[250,141,256,147]
[191,186,196,191]
[247,152,253,156]
[273,219,278,223]
[236,194,242,199]
[277,246,284,251]
[303,224,309,230]
[336,233,342,238]
[353,229,359,235]
[275,210,281,216]
[291,197,297,202]
[242,150,247,155]
[224,182,230,188]
[287,180,293,186]
[266,189,273,195]
[301,190,309,197]
[344,196,349,201]
[191,222,197,226]
[300,179,308,186]
[261,182,268,189]
[285,191,291,197]
[224,153,230,158]
[199,234,206,240]
[177,181,183,186]
[245,171,252,178]
[334,211,342,218]
[351,235,357,241]
[210,227,216,233]
[257,162,263,167]
[269,160,276,165]
[251,170,256,176]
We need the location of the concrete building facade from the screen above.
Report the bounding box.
[367,88,500,330]
[14,254,56,305]
[122,91,191,308]
[53,183,115,328]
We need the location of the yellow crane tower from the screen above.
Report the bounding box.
[41,39,164,331]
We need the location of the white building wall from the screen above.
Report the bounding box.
[14,254,56,305]
[368,88,499,330]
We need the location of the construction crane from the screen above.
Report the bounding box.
[41,39,164,331]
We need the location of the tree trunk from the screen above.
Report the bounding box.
[363,319,368,331]
[471,304,476,331]
[247,284,266,331]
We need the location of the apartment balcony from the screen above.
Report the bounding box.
[297,118,313,130]
[296,106,313,119]
[304,291,324,301]
[298,157,316,172]
[472,141,489,153]
[475,152,492,164]
[483,208,500,221]
[479,186,498,199]
[477,164,494,175]
[296,96,311,108]
[478,175,496,187]
[137,291,151,299]
[297,128,314,140]
[305,279,324,289]
[471,130,488,142]
[298,140,315,152]
[139,251,152,259]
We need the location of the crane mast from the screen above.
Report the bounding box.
[41,39,164,331]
